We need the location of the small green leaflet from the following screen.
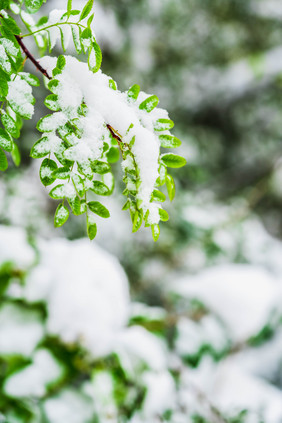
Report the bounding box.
[91,160,111,174]
[87,215,97,240]
[18,72,40,87]
[151,224,160,242]
[159,135,181,149]
[1,112,20,139]
[88,201,110,218]
[30,137,50,159]
[24,0,44,14]
[166,174,175,201]
[132,210,143,233]
[0,128,13,152]
[127,85,140,102]
[0,148,8,171]
[67,0,72,18]
[88,41,102,73]
[139,95,159,113]
[159,208,169,222]
[154,119,174,131]
[11,143,20,167]
[90,181,110,196]
[40,158,58,186]
[54,203,69,227]
[151,189,166,202]
[80,0,94,21]
[161,153,186,168]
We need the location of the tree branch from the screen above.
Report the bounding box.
[15,35,51,80]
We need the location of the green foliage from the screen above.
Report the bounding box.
[0,0,185,242]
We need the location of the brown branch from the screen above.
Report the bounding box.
[15,35,51,80]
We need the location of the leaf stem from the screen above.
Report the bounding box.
[21,21,87,38]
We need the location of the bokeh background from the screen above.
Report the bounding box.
[2,0,282,422]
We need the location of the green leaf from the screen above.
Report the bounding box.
[154,119,174,131]
[11,142,20,166]
[159,135,181,148]
[80,0,94,21]
[0,128,12,152]
[80,27,92,51]
[161,153,186,168]
[67,0,72,18]
[49,184,65,199]
[127,84,140,102]
[88,41,102,73]
[88,201,110,218]
[54,203,69,227]
[87,13,94,28]
[30,137,50,159]
[0,148,8,171]
[57,55,66,70]
[47,79,59,93]
[54,166,70,179]
[90,180,110,196]
[44,94,60,111]
[0,14,20,34]
[0,0,10,8]
[109,79,117,90]
[166,174,175,201]
[132,210,143,233]
[71,25,82,54]
[159,208,169,222]
[72,174,85,197]
[18,72,40,86]
[122,200,130,211]
[151,189,166,202]
[139,95,159,113]
[151,224,160,242]
[87,215,97,240]
[91,160,111,174]
[68,195,81,215]
[40,158,58,186]
[24,0,43,13]
[106,146,119,163]
[1,112,19,138]
[0,69,9,99]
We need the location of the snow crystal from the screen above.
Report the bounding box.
[4,349,64,398]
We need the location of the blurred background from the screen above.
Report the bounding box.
[2,0,282,422]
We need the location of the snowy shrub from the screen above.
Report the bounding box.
[0,0,185,240]
[2,223,282,423]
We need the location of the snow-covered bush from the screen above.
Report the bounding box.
[0,0,185,240]
[2,223,282,423]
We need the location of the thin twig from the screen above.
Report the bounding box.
[15,35,51,79]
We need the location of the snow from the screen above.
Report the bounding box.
[0,303,44,356]
[141,371,176,417]
[43,389,95,423]
[4,349,64,398]
[24,237,130,358]
[115,326,167,375]
[0,224,35,268]
[7,77,34,118]
[172,264,282,342]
